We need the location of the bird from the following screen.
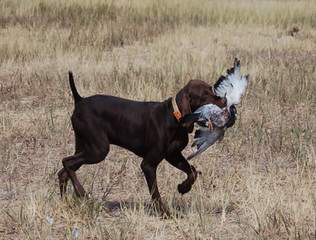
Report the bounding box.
[183,58,248,160]
[185,105,237,160]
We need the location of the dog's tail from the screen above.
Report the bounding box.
[68,71,82,104]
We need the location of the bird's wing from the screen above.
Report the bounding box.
[187,127,225,160]
[191,127,211,148]
[187,141,212,161]
[213,58,248,107]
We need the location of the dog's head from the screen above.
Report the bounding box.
[175,80,227,132]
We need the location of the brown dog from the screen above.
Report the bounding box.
[58,72,232,215]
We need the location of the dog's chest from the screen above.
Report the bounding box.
[167,129,189,153]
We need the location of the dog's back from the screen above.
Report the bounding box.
[72,94,170,155]
[68,72,176,158]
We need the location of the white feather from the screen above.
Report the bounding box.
[214,60,248,107]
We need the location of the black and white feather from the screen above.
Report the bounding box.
[213,58,248,107]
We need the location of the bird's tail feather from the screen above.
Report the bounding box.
[187,142,210,160]
[192,128,210,147]
[188,128,225,161]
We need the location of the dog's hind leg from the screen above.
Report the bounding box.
[61,132,109,198]
[58,168,69,197]
[62,153,87,197]
[58,134,84,197]
[166,152,198,195]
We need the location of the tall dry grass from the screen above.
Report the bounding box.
[0,0,316,239]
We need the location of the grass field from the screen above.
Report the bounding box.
[1,0,316,239]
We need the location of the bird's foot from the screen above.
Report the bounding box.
[207,120,213,130]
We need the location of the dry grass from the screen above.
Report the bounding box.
[1,0,316,239]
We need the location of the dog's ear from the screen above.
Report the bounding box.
[176,90,194,131]
[176,91,192,117]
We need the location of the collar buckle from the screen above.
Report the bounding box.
[172,97,182,121]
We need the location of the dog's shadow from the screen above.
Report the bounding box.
[102,199,193,217]
[102,198,237,218]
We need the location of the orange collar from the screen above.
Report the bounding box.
[172,97,182,121]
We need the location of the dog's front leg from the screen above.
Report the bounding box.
[166,152,199,194]
[141,157,170,217]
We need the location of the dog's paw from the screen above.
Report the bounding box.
[177,182,192,195]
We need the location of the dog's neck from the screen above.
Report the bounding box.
[172,97,182,121]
